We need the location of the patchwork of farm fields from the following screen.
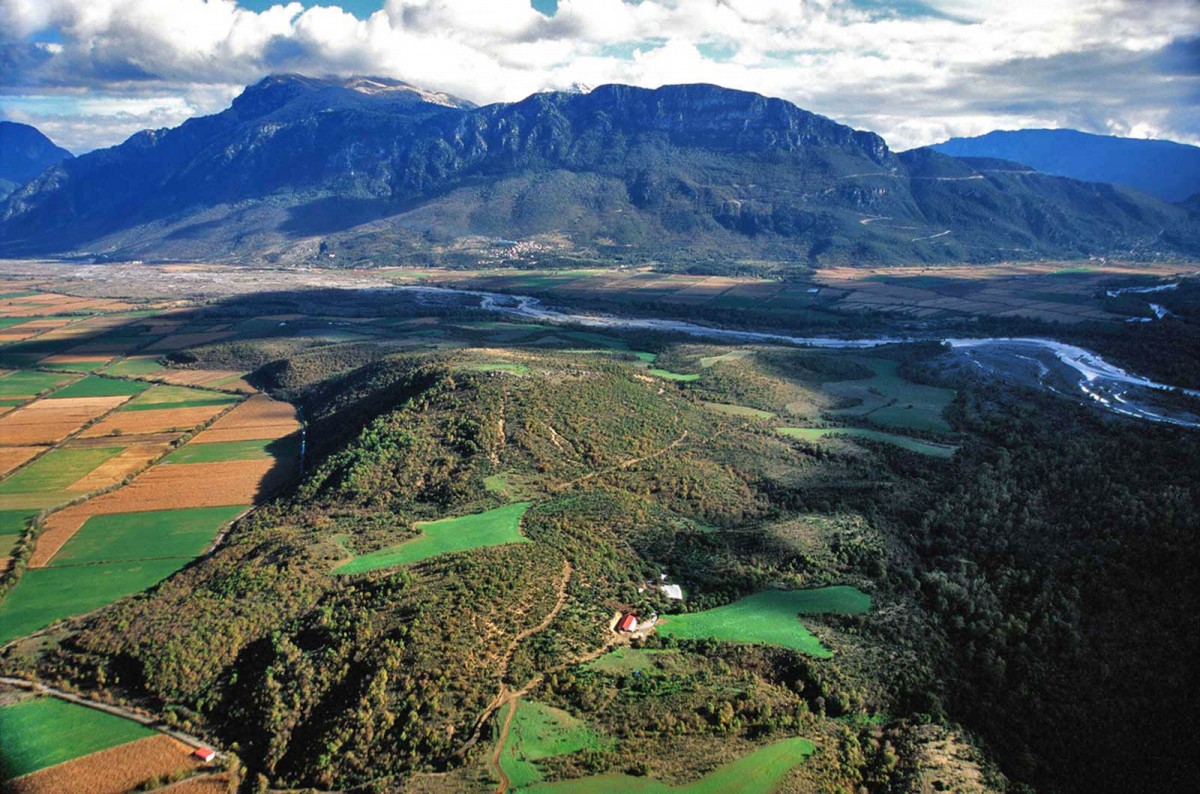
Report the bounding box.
[0,696,205,793]
[0,283,302,652]
[0,697,153,780]
[392,261,1190,326]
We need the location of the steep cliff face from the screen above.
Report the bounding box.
[0,75,1195,264]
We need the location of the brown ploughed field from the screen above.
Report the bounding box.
[7,735,203,794]
[0,397,129,445]
[80,404,232,437]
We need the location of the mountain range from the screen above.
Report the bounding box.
[930,129,1200,204]
[0,121,73,200]
[0,75,1197,266]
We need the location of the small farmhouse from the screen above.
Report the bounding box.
[193,747,217,763]
[617,613,639,632]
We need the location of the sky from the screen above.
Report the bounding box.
[0,0,1196,155]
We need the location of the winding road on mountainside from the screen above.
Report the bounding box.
[558,429,690,491]
[447,557,630,793]
[397,285,1200,429]
[485,610,628,794]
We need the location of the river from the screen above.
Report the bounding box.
[394,286,1200,429]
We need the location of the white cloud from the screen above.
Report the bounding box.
[0,0,1196,152]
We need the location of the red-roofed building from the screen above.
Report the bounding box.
[193,747,217,763]
[617,614,639,632]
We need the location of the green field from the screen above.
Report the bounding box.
[704,402,776,419]
[656,587,871,657]
[699,349,752,367]
[102,356,168,377]
[47,376,148,400]
[163,436,298,464]
[0,371,75,398]
[119,384,240,412]
[48,505,246,567]
[648,368,700,382]
[40,358,105,373]
[823,358,954,433]
[500,700,610,790]
[777,427,957,458]
[0,697,155,780]
[0,447,123,494]
[528,736,815,793]
[0,558,192,644]
[0,508,38,535]
[336,502,532,574]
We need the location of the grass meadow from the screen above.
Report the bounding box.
[336,502,532,574]
[528,736,815,793]
[500,700,610,790]
[656,587,871,657]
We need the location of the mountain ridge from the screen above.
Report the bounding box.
[0,121,73,200]
[929,128,1200,203]
[1,76,1196,266]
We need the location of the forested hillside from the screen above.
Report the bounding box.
[1,306,1194,792]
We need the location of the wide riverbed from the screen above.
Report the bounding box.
[397,285,1200,429]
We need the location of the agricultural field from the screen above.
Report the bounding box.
[8,735,204,794]
[0,446,45,477]
[337,502,532,574]
[46,506,246,567]
[99,355,167,379]
[119,384,240,412]
[190,394,301,443]
[0,558,194,644]
[46,376,148,400]
[0,396,131,445]
[0,696,153,780]
[0,446,124,496]
[0,371,75,400]
[527,737,815,793]
[657,587,872,657]
[163,436,299,464]
[778,426,957,458]
[497,699,610,790]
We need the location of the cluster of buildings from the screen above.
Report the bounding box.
[620,573,684,633]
